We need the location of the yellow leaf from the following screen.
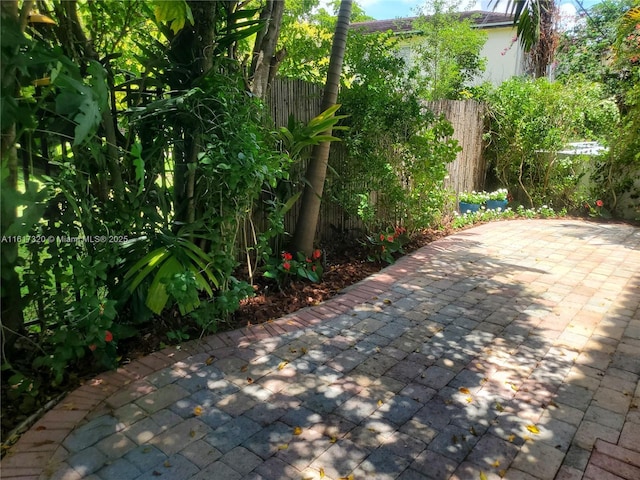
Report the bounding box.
[293,426,303,435]
[459,387,471,395]
[329,436,338,443]
[492,460,501,468]
[278,361,288,370]
[277,443,288,450]
[495,402,504,412]
[193,406,203,416]
[338,475,355,480]
[205,356,215,365]
[377,399,384,407]
[383,299,392,304]
[466,396,474,403]
[507,434,516,442]
[189,429,196,438]
[526,424,540,434]
[480,472,488,480]
[319,467,325,478]
[164,460,172,468]
[499,469,507,477]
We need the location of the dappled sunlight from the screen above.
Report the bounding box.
[14,220,640,480]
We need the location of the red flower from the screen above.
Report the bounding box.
[104,331,113,343]
[312,249,322,260]
[306,257,312,263]
[282,252,293,261]
[387,235,394,242]
[596,200,604,207]
[89,344,97,351]
[312,265,317,271]
[283,262,291,271]
[380,234,385,241]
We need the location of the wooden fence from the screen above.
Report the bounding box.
[265,79,488,241]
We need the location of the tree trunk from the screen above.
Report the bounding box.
[291,0,352,256]
[249,0,285,98]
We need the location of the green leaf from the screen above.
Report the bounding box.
[153,0,194,34]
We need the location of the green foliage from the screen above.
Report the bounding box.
[364,227,409,264]
[412,0,487,100]
[485,76,619,210]
[326,30,459,232]
[263,249,324,287]
[153,0,194,34]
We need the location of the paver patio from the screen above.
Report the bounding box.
[2,219,639,480]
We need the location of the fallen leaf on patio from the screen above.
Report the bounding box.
[330,436,338,443]
[189,429,196,438]
[61,403,77,411]
[383,299,392,304]
[247,377,254,384]
[466,396,474,403]
[290,347,297,353]
[293,426,303,435]
[523,435,533,441]
[475,363,484,370]
[469,426,478,436]
[338,475,355,480]
[480,377,488,384]
[319,467,326,478]
[241,364,248,372]
[507,434,516,442]
[492,460,500,468]
[499,469,507,477]
[35,425,46,431]
[495,402,504,412]
[459,387,471,395]
[152,471,162,476]
[205,356,215,365]
[278,361,289,370]
[277,443,288,450]
[526,424,540,434]
[193,406,203,416]
[164,460,172,468]
[301,347,308,354]
[480,472,488,480]
[377,399,384,407]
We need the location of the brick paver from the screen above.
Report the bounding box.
[2,219,639,480]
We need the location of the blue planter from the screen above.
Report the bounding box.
[486,199,508,211]
[459,201,481,213]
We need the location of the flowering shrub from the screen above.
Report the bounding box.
[264,249,324,286]
[487,188,509,201]
[365,227,410,264]
[458,191,488,204]
[583,199,610,218]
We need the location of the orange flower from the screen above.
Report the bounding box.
[104,331,113,342]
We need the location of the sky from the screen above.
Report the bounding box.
[345,0,603,20]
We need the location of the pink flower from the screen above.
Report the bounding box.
[596,200,603,207]
[387,235,394,242]
[283,262,291,271]
[380,234,385,241]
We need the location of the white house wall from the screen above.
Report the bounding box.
[477,26,525,86]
